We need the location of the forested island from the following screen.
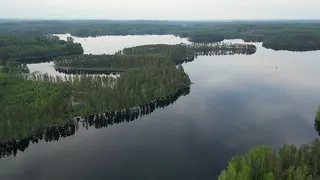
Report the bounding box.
[54,43,256,74]
[218,109,320,180]
[1,20,320,51]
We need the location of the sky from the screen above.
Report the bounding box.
[1,0,320,20]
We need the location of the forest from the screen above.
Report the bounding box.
[1,20,320,51]
[262,35,320,51]
[0,40,258,141]
[0,41,256,141]
[0,35,83,60]
[218,108,320,180]
[54,43,257,74]
[1,42,214,141]
[0,65,190,141]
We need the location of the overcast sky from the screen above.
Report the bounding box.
[1,0,320,20]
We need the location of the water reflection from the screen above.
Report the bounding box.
[0,87,190,159]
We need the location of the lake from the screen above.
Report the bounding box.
[1,35,320,180]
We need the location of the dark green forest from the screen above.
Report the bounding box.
[262,35,320,51]
[1,42,206,140]
[1,20,320,51]
[54,43,256,72]
[0,65,190,140]
[0,40,256,141]
[0,35,83,60]
[218,108,320,180]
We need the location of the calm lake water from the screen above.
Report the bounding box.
[2,35,320,180]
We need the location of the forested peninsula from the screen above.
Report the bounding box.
[1,20,320,51]
[0,36,256,141]
[0,58,191,141]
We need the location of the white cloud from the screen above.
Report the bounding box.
[1,0,320,20]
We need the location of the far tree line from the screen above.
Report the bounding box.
[0,34,83,60]
[1,20,320,51]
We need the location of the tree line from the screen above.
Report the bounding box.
[54,54,173,69]
[0,34,83,60]
[262,35,320,51]
[118,43,256,63]
[1,20,320,51]
[218,108,320,180]
[54,43,256,74]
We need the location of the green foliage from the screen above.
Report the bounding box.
[0,73,72,140]
[187,33,225,43]
[262,35,320,51]
[0,62,190,141]
[54,54,173,69]
[315,108,320,122]
[314,108,320,136]
[0,43,197,141]
[263,172,274,180]
[0,34,83,61]
[0,61,29,74]
[219,138,320,180]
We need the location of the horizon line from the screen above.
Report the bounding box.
[1,18,320,21]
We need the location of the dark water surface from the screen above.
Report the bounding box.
[1,37,320,180]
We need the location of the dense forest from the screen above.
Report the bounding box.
[187,34,225,43]
[118,43,257,56]
[0,35,83,60]
[0,87,190,159]
[1,42,210,141]
[262,35,320,51]
[0,64,190,141]
[54,43,257,74]
[1,20,320,51]
[55,54,172,69]
[218,108,320,180]
[0,40,258,140]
